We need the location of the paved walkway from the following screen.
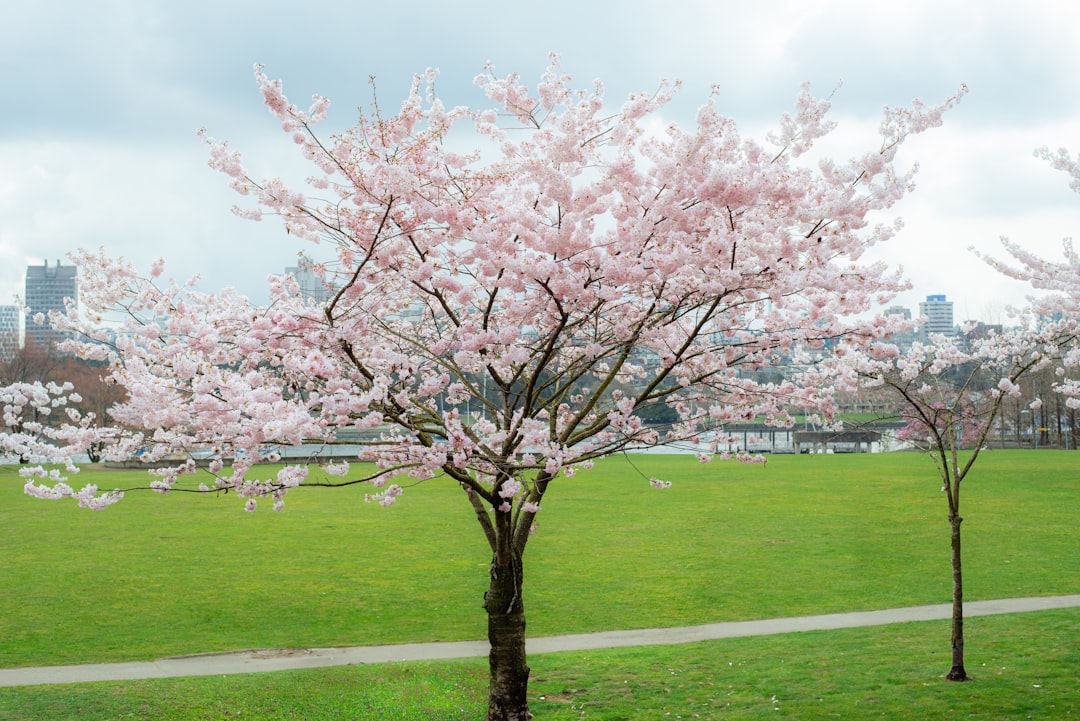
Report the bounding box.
[3,594,1078,688]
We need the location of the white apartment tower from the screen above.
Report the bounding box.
[919,294,955,340]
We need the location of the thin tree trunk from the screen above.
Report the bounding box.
[946,511,967,681]
[484,546,531,720]
[1067,405,1075,451]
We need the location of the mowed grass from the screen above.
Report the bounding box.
[1,451,1078,671]
[2,610,1077,720]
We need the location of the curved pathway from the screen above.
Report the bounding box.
[3,594,1079,688]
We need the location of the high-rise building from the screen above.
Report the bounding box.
[285,261,333,305]
[918,294,955,340]
[24,260,77,353]
[0,305,20,362]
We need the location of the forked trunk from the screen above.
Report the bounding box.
[946,512,967,681]
[484,549,531,720]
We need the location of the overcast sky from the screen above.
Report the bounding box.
[2,0,1079,324]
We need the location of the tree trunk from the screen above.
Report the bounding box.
[946,511,967,681]
[484,548,531,720]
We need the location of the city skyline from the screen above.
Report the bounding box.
[0,256,1032,354]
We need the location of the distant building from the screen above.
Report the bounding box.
[285,262,333,305]
[961,322,1003,351]
[0,305,20,361]
[24,260,77,353]
[883,305,916,349]
[918,294,955,340]
[385,301,427,325]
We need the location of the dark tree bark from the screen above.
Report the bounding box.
[484,539,531,720]
[946,511,967,681]
[456,469,541,721]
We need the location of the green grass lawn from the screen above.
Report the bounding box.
[1,451,1078,671]
[0,451,1075,669]
[2,609,1077,720]
[1,450,1078,718]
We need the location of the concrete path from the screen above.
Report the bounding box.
[3,594,1078,688]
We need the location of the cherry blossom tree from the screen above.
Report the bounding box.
[821,321,1076,681]
[826,146,1080,683]
[5,60,963,719]
[1,342,124,466]
[976,147,1080,407]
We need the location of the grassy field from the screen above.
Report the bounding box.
[1,450,1078,717]
[2,610,1077,719]
[2,451,1078,668]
